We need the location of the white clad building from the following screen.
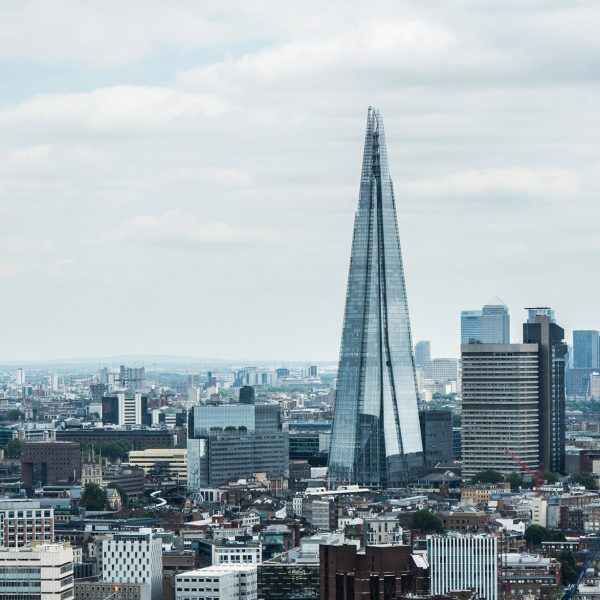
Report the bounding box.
[175,565,257,600]
[0,499,54,547]
[0,542,73,599]
[101,529,162,600]
[428,534,498,600]
[212,543,262,566]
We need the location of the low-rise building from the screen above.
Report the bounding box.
[128,448,187,483]
[499,553,561,597]
[0,499,54,547]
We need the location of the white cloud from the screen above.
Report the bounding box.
[103,211,279,246]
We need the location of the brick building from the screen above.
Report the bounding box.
[21,441,81,487]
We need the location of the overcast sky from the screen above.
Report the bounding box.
[1,0,599,363]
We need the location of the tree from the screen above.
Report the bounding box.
[505,472,523,491]
[570,472,596,490]
[543,469,559,484]
[106,483,128,507]
[471,469,504,484]
[558,550,579,585]
[4,438,22,459]
[524,525,551,547]
[81,483,107,511]
[411,510,444,533]
[0,409,23,422]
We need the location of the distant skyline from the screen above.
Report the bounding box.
[1,2,599,361]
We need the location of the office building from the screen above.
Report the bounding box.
[308,365,318,378]
[481,297,510,344]
[239,385,255,405]
[414,341,431,369]
[428,534,497,600]
[461,344,540,480]
[118,365,145,390]
[75,581,143,600]
[523,309,568,474]
[420,409,454,472]
[57,428,174,450]
[101,529,162,600]
[0,499,54,547]
[329,108,424,487]
[187,403,288,489]
[21,441,81,487]
[363,516,403,546]
[461,310,482,344]
[102,392,150,427]
[128,448,187,482]
[573,330,599,369]
[424,358,458,382]
[0,542,73,600]
[212,543,262,566]
[15,368,25,386]
[499,553,561,597]
[175,565,257,600]
[320,544,428,599]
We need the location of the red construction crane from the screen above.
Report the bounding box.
[505,450,544,496]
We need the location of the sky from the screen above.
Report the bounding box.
[1,0,599,363]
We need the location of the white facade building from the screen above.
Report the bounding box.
[0,542,73,599]
[364,516,403,546]
[428,534,498,600]
[128,448,187,482]
[531,497,548,527]
[212,543,262,566]
[101,529,162,600]
[175,565,257,600]
[0,499,54,547]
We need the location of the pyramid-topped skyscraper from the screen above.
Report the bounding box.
[328,108,424,487]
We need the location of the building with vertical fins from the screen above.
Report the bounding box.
[328,108,424,487]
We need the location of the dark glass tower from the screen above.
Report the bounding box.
[523,308,567,474]
[328,108,424,487]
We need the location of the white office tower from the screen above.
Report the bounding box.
[49,373,60,393]
[101,529,162,600]
[0,499,54,547]
[428,534,498,600]
[175,565,257,600]
[15,368,25,386]
[119,392,143,426]
[0,542,73,599]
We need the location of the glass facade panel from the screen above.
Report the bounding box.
[328,108,423,487]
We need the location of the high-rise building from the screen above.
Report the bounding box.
[428,534,497,600]
[118,365,145,390]
[414,341,431,368]
[0,542,73,600]
[187,403,288,489]
[423,358,459,382]
[461,310,482,344]
[481,297,510,344]
[420,409,453,472]
[523,309,567,474]
[239,385,255,405]
[573,330,599,369]
[461,344,540,480]
[329,108,424,487]
[101,529,162,600]
[101,392,150,427]
[15,368,25,386]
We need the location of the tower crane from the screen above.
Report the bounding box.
[505,450,544,496]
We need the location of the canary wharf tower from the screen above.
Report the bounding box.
[329,108,424,487]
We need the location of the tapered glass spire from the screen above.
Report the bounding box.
[328,108,424,487]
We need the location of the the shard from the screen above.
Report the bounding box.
[328,108,424,487]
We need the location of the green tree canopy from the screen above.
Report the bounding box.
[543,469,559,484]
[524,525,565,547]
[505,472,523,491]
[411,510,444,534]
[558,550,579,585]
[570,472,596,490]
[0,409,23,422]
[471,469,504,484]
[4,438,22,459]
[81,483,107,511]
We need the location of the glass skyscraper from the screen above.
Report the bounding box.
[573,330,599,369]
[461,310,482,344]
[481,297,510,344]
[328,108,424,487]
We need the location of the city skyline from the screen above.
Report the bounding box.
[1,2,600,362]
